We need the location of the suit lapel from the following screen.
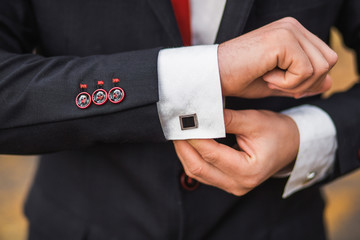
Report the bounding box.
[146,0,183,46]
[215,0,255,43]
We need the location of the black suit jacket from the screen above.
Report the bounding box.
[0,0,359,239]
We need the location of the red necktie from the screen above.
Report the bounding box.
[171,0,192,46]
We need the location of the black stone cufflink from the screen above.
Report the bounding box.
[180,114,198,130]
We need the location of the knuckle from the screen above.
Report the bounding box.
[267,28,295,51]
[329,51,338,67]
[272,18,302,39]
[281,17,300,27]
[298,66,314,81]
[202,150,219,164]
[183,168,194,178]
[303,66,315,78]
[308,62,330,81]
[274,27,293,39]
[229,185,250,197]
[232,189,246,197]
[226,183,245,196]
[244,177,260,189]
[310,65,329,82]
[186,164,204,178]
[226,177,256,196]
[189,166,203,177]
[322,61,330,71]
[243,170,263,189]
[317,62,330,75]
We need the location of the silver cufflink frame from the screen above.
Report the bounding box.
[179,113,198,130]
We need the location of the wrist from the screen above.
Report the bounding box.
[281,113,300,164]
[218,43,232,96]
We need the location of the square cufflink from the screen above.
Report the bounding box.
[180,114,198,130]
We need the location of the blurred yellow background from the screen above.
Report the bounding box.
[323,28,360,240]
[0,29,359,240]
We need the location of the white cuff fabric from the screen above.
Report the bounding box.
[157,45,225,140]
[281,105,338,198]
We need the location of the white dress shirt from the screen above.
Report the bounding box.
[157,0,337,198]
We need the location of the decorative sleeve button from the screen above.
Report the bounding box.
[75,84,91,109]
[92,81,108,105]
[108,78,125,104]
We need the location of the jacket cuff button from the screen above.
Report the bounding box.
[180,172,200,191]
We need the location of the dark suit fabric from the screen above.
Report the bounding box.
[0,0,359,239]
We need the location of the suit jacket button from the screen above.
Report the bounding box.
[180,172,199,191]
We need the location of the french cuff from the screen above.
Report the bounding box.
[156,45,225,140]
[281,105,338,198]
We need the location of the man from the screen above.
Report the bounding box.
[0,0,359,240]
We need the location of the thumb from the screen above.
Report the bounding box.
[224,109,250,134]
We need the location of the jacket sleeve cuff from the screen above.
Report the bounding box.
[156,45,225,140]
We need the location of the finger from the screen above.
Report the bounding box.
[266,70,327,96]
[270,17,338,69]
[294,74,332,98]
[308,73,332,94]
[223,110,258,162]
[263,39,314,90]
[186,139,254,195]
[267,66,332,97]
[173,140,226,185]
[235,77,294,98]
[284,18,338,68]
[267,88,295,98]
[304,35,338,69]
[174,140,251,195]
[224,109,240,134]
[288,28,331,93]
[292,72,328,98]
[264,33,330,94]
[223,109,252,135]
[279,18,337,94]
[263,18,336,94]
[187,139,250,175]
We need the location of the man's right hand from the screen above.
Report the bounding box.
[218,17,338,99]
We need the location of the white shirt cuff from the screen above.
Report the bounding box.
[156,45,225,140]
[281,105,338,198]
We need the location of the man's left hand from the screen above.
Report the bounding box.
[173,109,299,196]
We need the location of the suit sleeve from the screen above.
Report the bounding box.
[310,0,360,180]
[0,1,166,154]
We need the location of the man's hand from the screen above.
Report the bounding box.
[173,109,299,196]
[219,17,338,98]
